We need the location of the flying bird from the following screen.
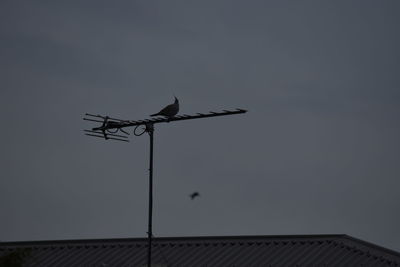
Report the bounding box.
[150,97,179,118]
[190,192,200,200]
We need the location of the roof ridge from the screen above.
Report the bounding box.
[0,234,346,246]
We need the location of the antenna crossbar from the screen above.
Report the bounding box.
[84,108,247,135]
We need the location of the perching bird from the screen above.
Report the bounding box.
[190,192,200,200]
[150,97,179,118]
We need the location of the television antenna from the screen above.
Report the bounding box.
[83,107,247,267]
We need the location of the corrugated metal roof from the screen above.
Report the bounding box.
[1,235,399,267]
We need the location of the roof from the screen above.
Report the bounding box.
[1,234,400,266]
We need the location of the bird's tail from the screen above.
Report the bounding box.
[150,113,159,117]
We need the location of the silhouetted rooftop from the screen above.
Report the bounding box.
[1,234,399,266]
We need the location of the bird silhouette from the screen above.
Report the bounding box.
[150,97,179,118]
[190,192,200,200]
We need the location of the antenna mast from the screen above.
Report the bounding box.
[83,108,247,267]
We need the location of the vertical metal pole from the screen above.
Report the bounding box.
[147,123,154,267]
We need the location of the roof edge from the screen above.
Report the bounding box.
[0,234,346,246]
[342,234,400,258]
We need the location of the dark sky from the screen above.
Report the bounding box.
[1,0,400,251]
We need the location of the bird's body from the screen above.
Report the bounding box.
[150,97,179,118]
[190,192,200,200]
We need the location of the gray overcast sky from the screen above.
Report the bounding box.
[1,0,400,251]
